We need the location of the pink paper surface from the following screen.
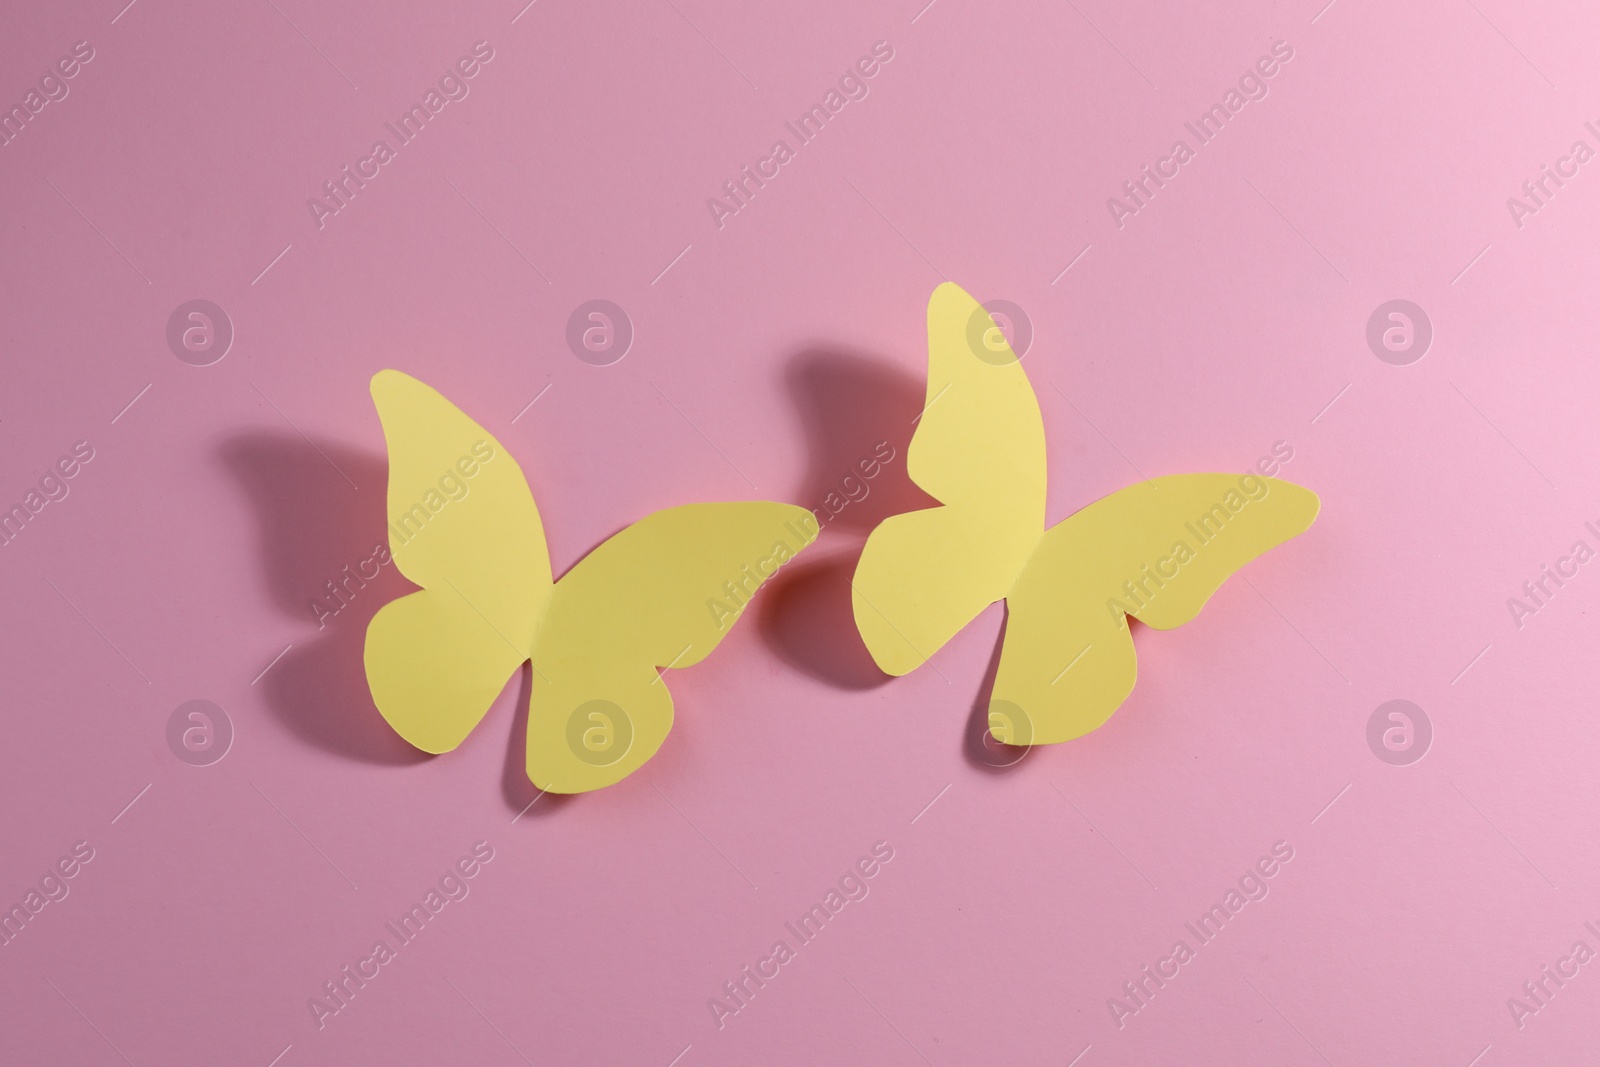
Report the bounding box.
[2,1,1596,1063]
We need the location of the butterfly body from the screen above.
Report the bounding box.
[852,284,1319,745]
[364,370,816,793]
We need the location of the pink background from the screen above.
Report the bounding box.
[2,0,1598,1063]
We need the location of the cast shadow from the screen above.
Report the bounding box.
[760,348,935,689]
[783,347,931,534]
[223,431,429,766]
[499,663,578,818]
[962,611,1028,774]
[760,547,884,690]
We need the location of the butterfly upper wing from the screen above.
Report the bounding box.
[852,282,1048,675]
[992,474,1319,744]
[525,502,818,793]
[363,370,552,752]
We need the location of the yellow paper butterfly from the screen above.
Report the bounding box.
[363,371,818,793]
[852,284,1320,746]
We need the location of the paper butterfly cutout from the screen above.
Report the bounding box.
[852,283,1320,746]
[363,370,818,793]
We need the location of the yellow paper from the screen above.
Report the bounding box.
[853,284,1319,745]
[364,370,817,792]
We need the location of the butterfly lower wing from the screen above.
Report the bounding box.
[363,371,552,752]
[853,506,1032,675]
[852,283,1047,674]
[365,590,533,752]
[993,474,1319,744]
[525,502,818,793]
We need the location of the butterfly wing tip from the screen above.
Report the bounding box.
[370,368,432,404]
[929,280,974,309]
[1275,478,1321,528]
